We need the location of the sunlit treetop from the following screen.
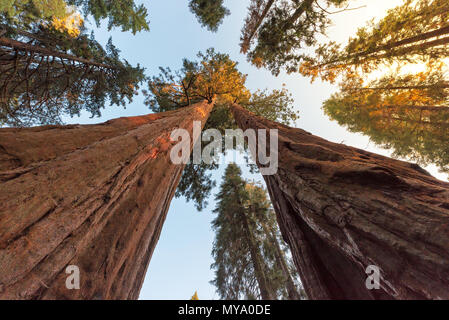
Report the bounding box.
[323,64,449,174]
[300,0,449,83]
[66,0,150,34]
[51,11,84,37]
[146,48,251,111]
[0,0,69,27]
[145,49,299,211]
[1,1,150,34]
[335,62,449,107]
[189,0,230,32]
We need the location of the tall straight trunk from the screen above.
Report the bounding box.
[355,25,449,59]
[240,211,274,300]
[315,28,449,69]
[230,103,449,300]
[0,101,213,299]
[260,221,301,300]
[354,36,449,66]
[357,105,449,112]
[0,37,113,69]
[240,0,276,53]
[350,84,449,91]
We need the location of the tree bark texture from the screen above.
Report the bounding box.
[0,101,213,299]
[230,103,449,300]
[240,210,274,300]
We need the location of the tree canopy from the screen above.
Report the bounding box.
[211,163,303,299]
[145,48,298,210]
[323,66,449,173]
[300,0,449,82]
[0,1,147,126]
[189,0,230,32]
[240,0,350,76]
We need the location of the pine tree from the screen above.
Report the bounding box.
[1,1,150,33]
[240,0,350,75]
[189,0,230,32]
[66,0,150,34]
[300,0,449,82]
[245,182,303,300]
[211,164,302,300]
[323,67,449,174]
[0,4,146,126]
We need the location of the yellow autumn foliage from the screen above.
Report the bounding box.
[52,12,83,37]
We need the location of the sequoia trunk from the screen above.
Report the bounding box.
[0,101,213,299]
[230,103,449,300]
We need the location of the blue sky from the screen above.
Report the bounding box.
[62,0,448,300]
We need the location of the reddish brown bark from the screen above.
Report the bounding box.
[0,101,213,299]
[231,103,449,300]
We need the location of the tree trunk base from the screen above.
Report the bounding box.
[231,103,449,300]
[0,101,213,299]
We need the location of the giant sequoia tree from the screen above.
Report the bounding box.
[0,100,213,299]
[231,103,449,299]
[146,49,449,299]
[1,1,449,301]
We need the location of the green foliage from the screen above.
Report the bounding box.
[189,0,229,32]
[145,49,298,210]
[67,0,150,34]
[323,68,449,174]
[0,25,145,126]
[242,0,349,76]
[146,48,250,109]
[244,87,298,124]
[301,0,449,83]
[0,0,147,126]
[211,163,301,299]
[0,0,68,28]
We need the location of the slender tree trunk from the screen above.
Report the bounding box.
[286,0,314,26]
[0,101,213,299]
[356,105,449,112]
[230,103,449,300]
[359,25,449,57]
[240,0,276,53]
[0,37,114,69]
[240,211,275,300]
[260,221,301,300]
[349,84,449,91]
[387,116,449,126]
[315,30,449,69]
